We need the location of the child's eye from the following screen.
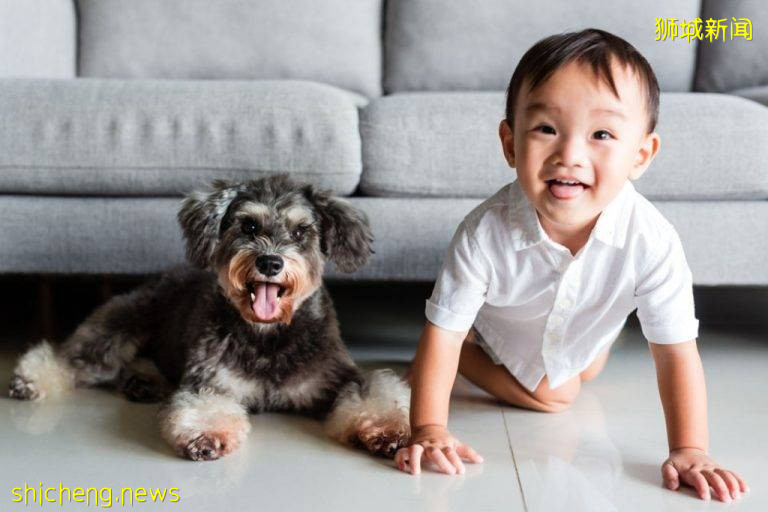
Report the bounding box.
[534,125,556,135]
[593,130,614,140]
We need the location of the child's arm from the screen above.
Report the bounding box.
[395,321,484,475]
[650,340,749,502]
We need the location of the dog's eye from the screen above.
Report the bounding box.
[291,224,310,242]
[241,219,260,235]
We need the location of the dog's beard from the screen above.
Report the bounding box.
[218,251,320,325]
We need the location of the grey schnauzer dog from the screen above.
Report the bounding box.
[8,174,411,461]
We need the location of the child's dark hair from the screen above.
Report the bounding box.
[505,28,660,133]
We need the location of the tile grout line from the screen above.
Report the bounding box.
[502,408,528,512]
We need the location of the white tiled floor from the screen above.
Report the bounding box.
[1,324,765,511]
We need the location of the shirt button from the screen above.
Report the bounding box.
[559,298,572,309]
[550,315,564,326]
[546,332,560,342]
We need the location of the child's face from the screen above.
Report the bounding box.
[500,59,660,231]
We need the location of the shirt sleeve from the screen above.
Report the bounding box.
[634,228,699,344]
[425,220,491,332]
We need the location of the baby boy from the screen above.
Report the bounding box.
[396,28,747,503]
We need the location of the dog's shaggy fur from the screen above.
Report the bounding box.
[9,174,410,461]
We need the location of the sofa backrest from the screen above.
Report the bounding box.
[3,0,768,96]
[695,0,768,92]
[75,0,383,97]
[0,0,76,78]
[384,0,702,94]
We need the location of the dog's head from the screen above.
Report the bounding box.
[178,174,373,326]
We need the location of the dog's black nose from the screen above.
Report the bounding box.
[255,255,284,277]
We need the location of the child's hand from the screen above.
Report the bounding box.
[662,447,749,502]
[395,424,483,475]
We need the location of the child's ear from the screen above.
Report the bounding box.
[630,132,661,180]
[498,119,516,167]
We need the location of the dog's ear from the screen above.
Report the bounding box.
[303,185,373,273]
[177,180,243,268]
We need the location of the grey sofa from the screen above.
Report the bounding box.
[0,0,766,285]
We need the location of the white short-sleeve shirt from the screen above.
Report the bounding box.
[425,180,699,392]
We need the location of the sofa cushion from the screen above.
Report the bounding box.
[1,195,765,285]
[729,85,768,107]
[0,0,75,78]
[695,0,768,93]
[384,0,700,94]
[0,79,363,196]
[352,198,768,285]
[642,92,768,200]
[360,92,768,200]
[360,93,513,197]
[77,0,383,97]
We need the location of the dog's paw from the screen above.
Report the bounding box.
[352,417,411,458]
[8,374,40,401]
[122,374,166,403]
[184,433,231,462]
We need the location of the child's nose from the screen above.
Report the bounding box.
[553,135,589,168]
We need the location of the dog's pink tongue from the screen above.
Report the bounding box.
[253,283,280,321]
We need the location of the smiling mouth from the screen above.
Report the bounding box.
[546,178,589,200]
[246,281,287,322]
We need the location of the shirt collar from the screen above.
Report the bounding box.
[507,180,635,251]
[591,180,634,249]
